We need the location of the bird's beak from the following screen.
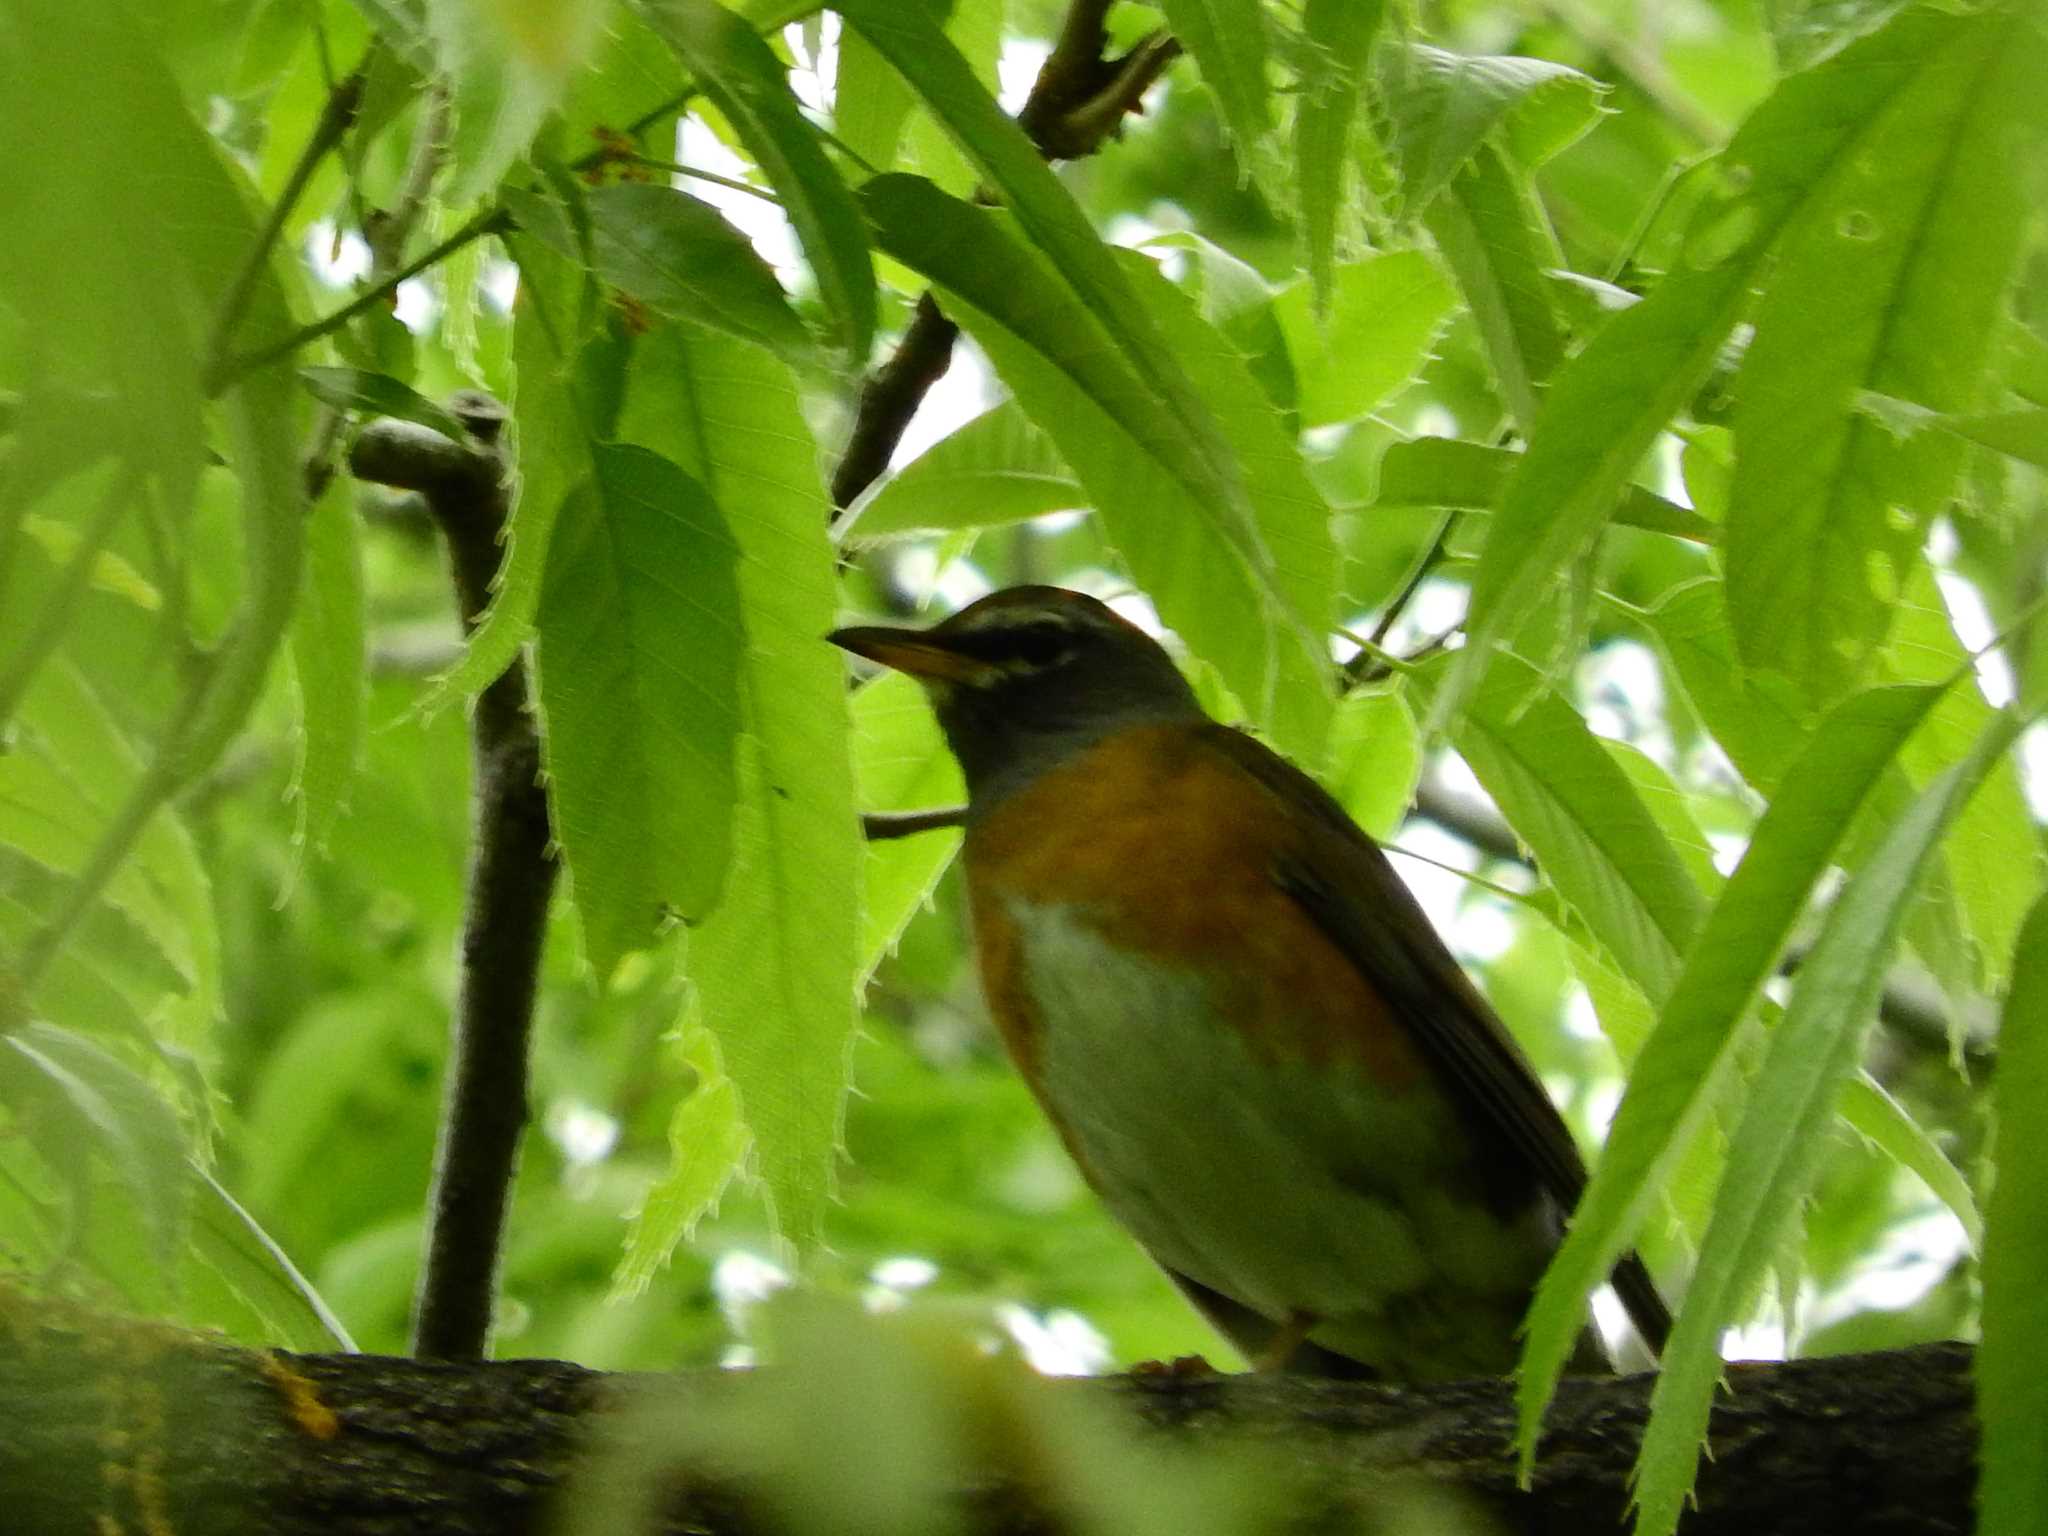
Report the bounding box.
[828,624,996,687]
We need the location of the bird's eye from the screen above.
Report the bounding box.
[1005,622,1073,668]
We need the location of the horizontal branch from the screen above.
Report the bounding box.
[0,1317,1974,1536]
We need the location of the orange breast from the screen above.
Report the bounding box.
[963,723,1429,1091]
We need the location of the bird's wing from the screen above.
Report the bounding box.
[1196,723,1672,1356]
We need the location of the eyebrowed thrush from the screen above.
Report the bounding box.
[832,585,1668,1380]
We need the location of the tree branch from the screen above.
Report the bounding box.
[347,395,555,1360]
[830,0,1184,517]
[1016,19,1182,163]
[0,1316,1978,1536]
[830,293,960,513]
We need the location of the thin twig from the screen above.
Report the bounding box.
[209,208,512,395]
[366,81,453,275]
[594,87,702,164]
[201,52,374,393]
[210,75,705,399]
[863,807,968,841]
[303,81,456,506]
[1341,511,1457,688]
[623,155,784,203]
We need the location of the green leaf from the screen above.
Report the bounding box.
[1603,740,1721,898]
[1270,253,1459,429]
[1380,44,1604,216]
[570,182,810,359]
[1443,6,2025,735]
[0,884,152,1050]
[1160,233,1296,418]
[0,1,203,540]
[862,178,1334,760]
[0,1022,194,1264]
[620,323,858,1254]
[189,1168,359,1351]
[0,0,305,787]
[1322,687,1420,843]
[537,442,745,976]
[298,367,473,442]
[7,661,221,1032]
[428,0,608,206]
[898,0,1000,199]
[1836,1072,1980,1252]
[1158,0,1270,164]
[1856,395,2048,472]
[860,174,1253,569]
[424,233,616,707]
[1943,408,2048,471]
[1438,260,1752,733]
[17,513,162,612]
[1114,251,1336,759]
[836,1,1243,514]
[1421,144,1565,428]
[638,0,876,361]
[834,8,918,171]
[1432,653,1704,1003]
[1887,557,2042,989]
[0,745,193,994]
[240,984,437,1217]
[849,670,965,983]
[348,0,434,74]
[1295,0,1388,311]
[840,400,1080,539]
[1631,706,2023,1536]
[1725,6,2047,704]
[288,478,367,868]
[1980,893,2048,1536]
[1516,683,1942,1473]
[1637,578,1809,791]
[1565,939,1727,1247]
[1765,0,1910,74]
[615,1021,750,1297]
[1376,438,1717,545]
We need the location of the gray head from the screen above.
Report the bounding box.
[829,585,1204,807]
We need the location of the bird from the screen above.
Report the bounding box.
[830,584,1669,1380]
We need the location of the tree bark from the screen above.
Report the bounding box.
[0,1308,1975,1536]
